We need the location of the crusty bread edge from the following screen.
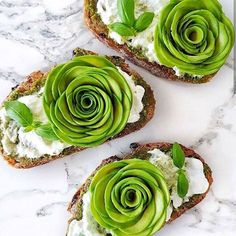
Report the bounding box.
[0,48,156,168]
[84,0,216,84]
[67,142,213,231]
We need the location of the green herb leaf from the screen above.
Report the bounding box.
[24,125,34,133]
[177,170,189,198]
[35,123,59,141]
[172,142,185,169]
[134,12,155,32]
[117,0,135,26]
[109,22,136,36]
[5,101,33,127]
[33,121,42,128]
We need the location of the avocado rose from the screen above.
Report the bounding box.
[90,159,170,236]
[154,0,234,76]
[43,55,132,147]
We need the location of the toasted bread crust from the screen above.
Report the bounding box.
[0,49,155,168]
[68,142,213,228]
[84,0,215,84]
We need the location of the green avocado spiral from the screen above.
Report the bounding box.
[154,0,235,76]
[43,55,132,147]
[90,159,170,236]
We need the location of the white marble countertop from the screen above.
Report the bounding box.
[0,0,235,235]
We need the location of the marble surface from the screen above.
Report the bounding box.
[0,0,235,235]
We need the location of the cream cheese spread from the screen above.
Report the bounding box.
[118,68,145,123]
[67,192,108,236]
[67,148,209,235]
[0,93,69,159]
[173,67,203,79]
[148,149,209,219]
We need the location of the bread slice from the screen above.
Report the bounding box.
[84,0,216,84]
[68,142,213,233]
[0,48,155,168]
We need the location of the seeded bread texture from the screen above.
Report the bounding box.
[68,142,213,232]
[84,0,216,84]
[0,48,155,168]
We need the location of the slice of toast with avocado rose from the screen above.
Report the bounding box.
[0,48,155,168]
[84,0,235,83]
[67,142,213,236]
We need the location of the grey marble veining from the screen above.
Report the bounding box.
[0,0,235,236]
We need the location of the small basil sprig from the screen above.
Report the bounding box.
[134,12,155,32]
[5,101,33,127]
[172,143,189,198]
[177,169,189,198]
[35,124,59,141]
[117,0,135,26]
[5,101,58,141]
[109,0,154,36]
[109,22,136,36]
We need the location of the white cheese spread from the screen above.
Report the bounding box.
[118,68,145,123]
[68,148,209,235]
[173,66,203,79]
[67,192,105,236]
[148,149,209,219]
[0,93,69,159]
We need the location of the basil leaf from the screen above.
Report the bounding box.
[109,23,136,36]
[24,121,42,133]
[24,125,34,133]
[117,0,135,26]
[134,12,155,32]
[5,101,33,127]
[172,142,185,169]
[33,121,43,128]
[177,170,189,198]
[35,123,59,141]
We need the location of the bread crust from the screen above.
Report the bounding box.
[0,49,155,168]
[68,142,213,227]
[84,0,216,84]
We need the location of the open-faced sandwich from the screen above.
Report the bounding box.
[67,142,213,236]
[0,49,155,168]
[85,0,235,83]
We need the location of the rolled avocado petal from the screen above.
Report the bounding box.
[113,227,153,236]
[121,200,156,234]
[73,55,117,69]
[43,55,133,147]
[106,94,123,137]
[44,64,64,104]
[92,173,116,224]
[103,67,133,102]
[90,161,127,190]
[150,211,167,234]
[89,159,170,236]
[154,0,235,76]
[51,103,89,135]
[86,113,113,136]
[57,66,94,95]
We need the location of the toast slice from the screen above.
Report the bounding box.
[68,142,213,235]
[0,48,155,168]
[84,0,231,83]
